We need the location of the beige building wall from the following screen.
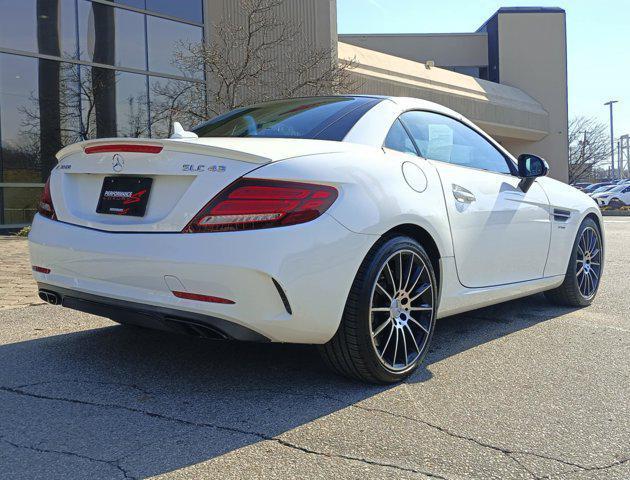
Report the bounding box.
[203,0,338,104]
[339,42,548,143]
[201,3,568,182]
[493,11,569,181]
[339,33,488,68]
[205,0,337,52]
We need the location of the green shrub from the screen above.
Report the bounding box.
[15,226,31,237]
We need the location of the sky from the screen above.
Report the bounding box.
[337,0,630,138]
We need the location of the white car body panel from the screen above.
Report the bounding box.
[536,176,602,277]
[432,160,551,287]
[53,137,357,232]
[29,213,375,343]
[29,96,604,344]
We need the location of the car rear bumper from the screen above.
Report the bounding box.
[28,214,377,343]
[37,282,270,341]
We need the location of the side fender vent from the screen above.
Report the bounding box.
[272,278,292,315]
[553,208,571,222]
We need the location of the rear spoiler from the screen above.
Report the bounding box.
[56,137,271,164]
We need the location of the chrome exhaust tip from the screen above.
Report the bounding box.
[38,290,60,305]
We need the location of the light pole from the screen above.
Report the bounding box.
[621,134,630,178]
[604,100,618,179]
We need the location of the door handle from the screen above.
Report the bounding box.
[452,184,476,203]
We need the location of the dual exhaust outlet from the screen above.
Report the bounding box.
[38,290,61,306]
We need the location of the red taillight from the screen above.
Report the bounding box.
[183,179,338,233]
[32,266,51,274]
[172,291,235,304]
[84,144,163,154]
[38,177,56,220]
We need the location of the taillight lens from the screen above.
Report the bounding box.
[183,179,338,233]
[38,177,56,220]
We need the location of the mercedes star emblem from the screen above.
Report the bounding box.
[112,153,124,172]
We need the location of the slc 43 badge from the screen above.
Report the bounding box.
[182,164,226,172]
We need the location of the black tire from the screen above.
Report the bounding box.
[544,217,603,307]
[319,235,437,384]
[609,198,623,209]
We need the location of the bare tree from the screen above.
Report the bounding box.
[568,116,611,183]
[152,0,359,136]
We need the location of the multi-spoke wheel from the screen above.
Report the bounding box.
[545,217,603,307]
[369,250,434,371]
[319,235,437,383]
[576,226,602,299]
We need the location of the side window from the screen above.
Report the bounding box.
[399,111,513,174]
[623,186,630,193]
[383,119,417,156]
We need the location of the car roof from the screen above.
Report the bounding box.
[362,95,464,117]
[323,95,466,119]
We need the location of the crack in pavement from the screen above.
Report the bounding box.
[348,398,629,480]
[2,383,627,479]
[0,437,135,479]
[15,379,153,396]
[0,385,446,479]
[539,457,630,480]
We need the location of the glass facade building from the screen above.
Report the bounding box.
[0,0,205,227]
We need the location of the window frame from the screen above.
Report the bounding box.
[382,118,419,156]
[388,109,519,177]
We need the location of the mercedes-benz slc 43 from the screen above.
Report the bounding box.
[29,96,604,383]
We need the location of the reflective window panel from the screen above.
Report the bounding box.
[0,186,43,225]
[114,0,146,9]
[0,53,87,183]
[146,15,203,77]
[78,0,146,70]
[0,0,77,58]
[79,66,149,138]
[146,0,203,23]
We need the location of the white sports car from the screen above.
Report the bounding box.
[592,184,630,207]
[29,95,604,383]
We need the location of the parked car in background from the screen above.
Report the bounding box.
[571,182,591,191]
[589,185,617,197]
[583,182,613,194]
[592,184,630,207]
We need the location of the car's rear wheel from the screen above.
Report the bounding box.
[545,217,603,307]
[319,235,437,384]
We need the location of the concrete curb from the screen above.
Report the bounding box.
[601,210,630,216]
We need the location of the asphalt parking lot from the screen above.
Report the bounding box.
[0,219,628,479]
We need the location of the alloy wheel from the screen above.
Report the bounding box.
[576,226,602,299]
[369,250,434,372]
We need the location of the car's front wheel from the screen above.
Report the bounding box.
[545,217,603,307]
[319,235,437,384]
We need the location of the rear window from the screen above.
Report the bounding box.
[192,96,380,141]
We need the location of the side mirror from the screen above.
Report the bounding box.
[517,154,549,192]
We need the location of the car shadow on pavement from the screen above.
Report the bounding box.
[0,293,576,478]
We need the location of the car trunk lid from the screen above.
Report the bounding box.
[50,137,346,232]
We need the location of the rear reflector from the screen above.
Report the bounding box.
[32,266,51,274]
[183,179,338,233]
[172,291,235,304]
[84,144,163,154]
